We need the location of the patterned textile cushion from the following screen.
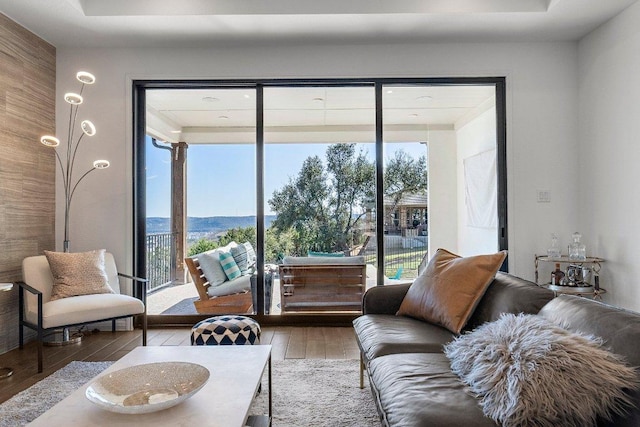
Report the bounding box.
[219,251,241,280]
[190,315,261,345]
[231,242,256,275]
[197,251,227,287]
[44,249,115,301]
[444,313,640,427]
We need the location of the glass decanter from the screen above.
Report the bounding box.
[547,233,561,259]
[568,232,586,261]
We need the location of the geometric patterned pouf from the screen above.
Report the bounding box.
[190,315,261,346]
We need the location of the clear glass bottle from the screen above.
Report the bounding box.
[547,233,561,259]
[568,232,586,261]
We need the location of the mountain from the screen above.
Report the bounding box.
[146,215,276,234]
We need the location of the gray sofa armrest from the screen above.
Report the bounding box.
[362,283,411,315]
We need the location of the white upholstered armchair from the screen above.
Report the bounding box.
[18,251,147,373]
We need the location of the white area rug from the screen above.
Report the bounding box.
[0,359,379,427]
[0,361,113,427]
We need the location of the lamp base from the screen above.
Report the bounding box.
[43,328,83,347]
[0,367,13,379]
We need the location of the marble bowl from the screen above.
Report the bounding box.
[85,361,210,414]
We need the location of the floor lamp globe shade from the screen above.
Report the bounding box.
[76,71,95,85]
[81,120,96,136]
[93,160,110,169]
[40,135,60,147]
[64,93,83,105]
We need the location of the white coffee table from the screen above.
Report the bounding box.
[29,345,272,427]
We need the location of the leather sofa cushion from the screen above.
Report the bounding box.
[397,249,507,333]
[465,271,555,331]
[353,314,454,363]
[368,352,496,427]
[539,295,640,367]
[539,295,640,427]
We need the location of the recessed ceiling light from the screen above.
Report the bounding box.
[218,115,229,120]
[312,97,324,102]
[243,94,251,99]
[202,96,219,102]
[409,113,419,118]
[386,90,393,94]
[416,95,433,101]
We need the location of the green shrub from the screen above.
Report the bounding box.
[187,238,219,256]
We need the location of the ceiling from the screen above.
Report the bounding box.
[0,0,637,48]
[146,85,496,144]
[2,0,635,144]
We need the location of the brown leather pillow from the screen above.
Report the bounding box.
[44,249,114,301]
[397,248,507,333]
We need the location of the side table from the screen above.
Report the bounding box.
[540,284,607,300]
[1,283,14,378]
[534,255,607,300]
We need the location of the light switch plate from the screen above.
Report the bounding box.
[537,190,551,203]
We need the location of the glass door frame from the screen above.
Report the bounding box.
[132,77,507,326]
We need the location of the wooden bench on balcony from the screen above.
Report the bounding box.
[185,253,253,315]
[278,256,367,313]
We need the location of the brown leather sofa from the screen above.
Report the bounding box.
[353,272,640,427]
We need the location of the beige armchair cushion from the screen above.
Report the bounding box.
[22,252,144,329]
[27,293,145,329]
[44,249,115,301]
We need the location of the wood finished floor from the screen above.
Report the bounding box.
[0,326,360,404]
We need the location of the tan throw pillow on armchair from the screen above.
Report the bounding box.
[397,248,507,334]
[44,249,115,301]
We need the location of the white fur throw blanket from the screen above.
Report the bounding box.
[444,313,639,427]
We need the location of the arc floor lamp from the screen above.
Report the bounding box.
[39,71,110,252]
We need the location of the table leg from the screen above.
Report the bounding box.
[268,354,272,423]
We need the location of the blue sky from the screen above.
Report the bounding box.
[145,137,426,217]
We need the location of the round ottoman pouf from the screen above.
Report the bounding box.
[190,315,261,346]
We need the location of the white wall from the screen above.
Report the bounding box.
[456,106,499,256]
[578,2,640,311]
[427,130,458,257]
[55,41,580,284]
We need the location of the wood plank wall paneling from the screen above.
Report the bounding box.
[0,13,56,354]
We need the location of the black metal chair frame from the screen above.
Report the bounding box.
[18,273,148,373]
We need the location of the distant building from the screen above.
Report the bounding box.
[364,191,428,236]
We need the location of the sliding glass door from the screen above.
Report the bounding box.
[382,84,500,281]
[144,87,257,316]
[133,78,507,322]
[263,86,377,314]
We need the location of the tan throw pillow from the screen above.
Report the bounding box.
[397,248,507,333]
[44,249,114,301]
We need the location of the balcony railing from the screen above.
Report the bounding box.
[361,235,428,278]
[145,231,427,291]
[146,232,176,292]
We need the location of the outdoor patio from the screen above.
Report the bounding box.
[146,264,413,316]
[147,277,283,315]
